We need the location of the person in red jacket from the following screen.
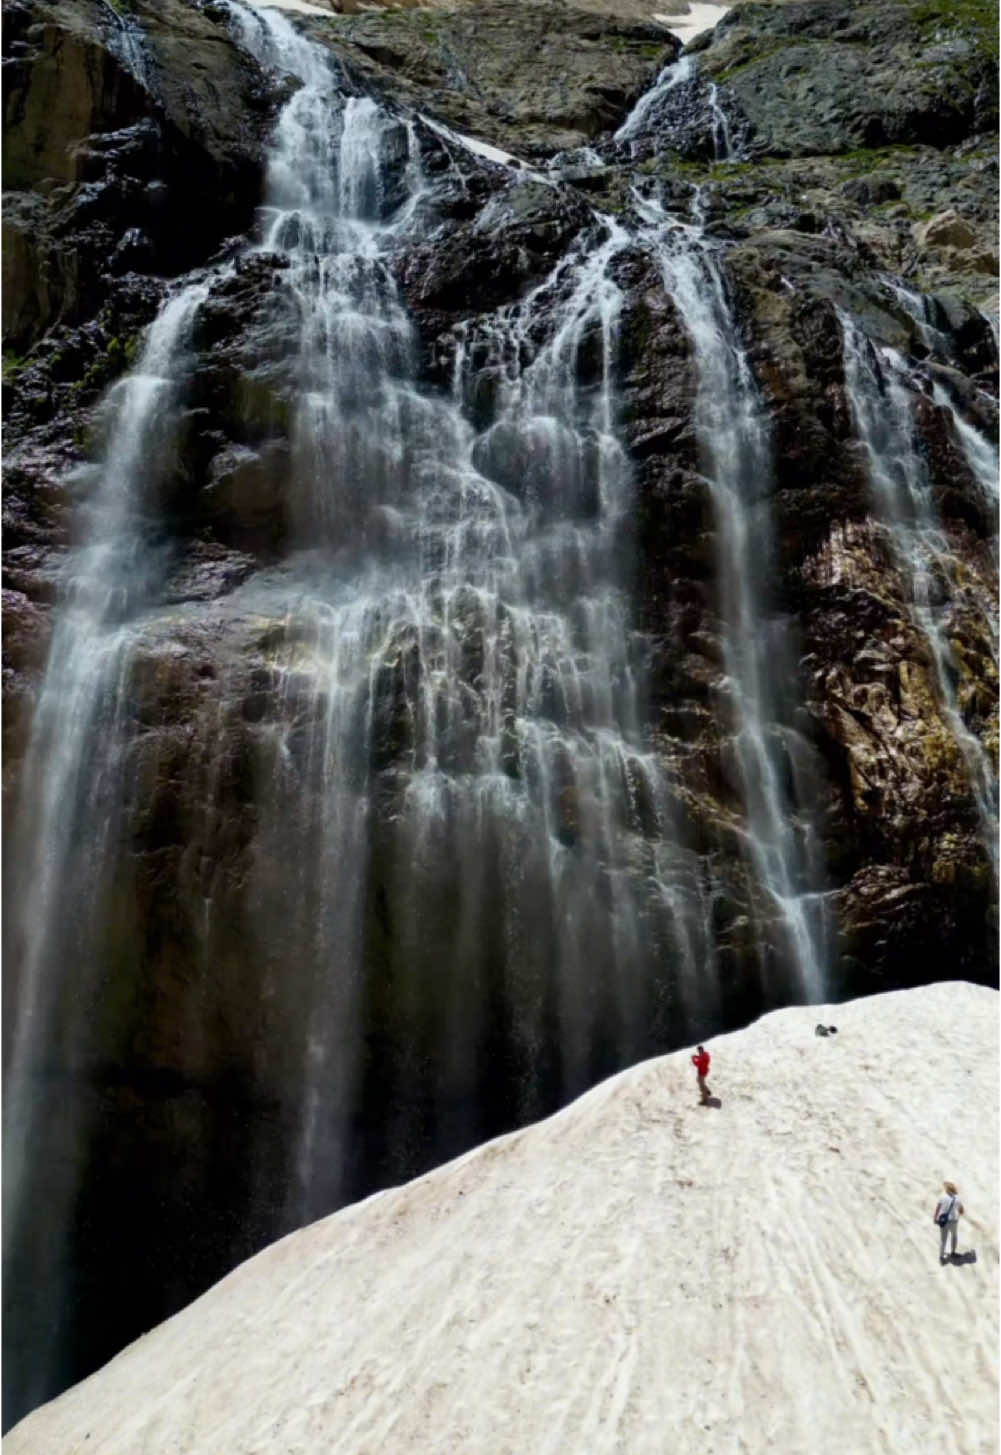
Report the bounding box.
[691,1044,711,1104]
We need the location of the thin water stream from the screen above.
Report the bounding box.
[632,189,829,1000]
[839,313,999,868]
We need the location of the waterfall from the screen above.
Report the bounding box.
[839,313,999,867]
[99,0,150,88]
[215,15,712,1215]
[6,8,731,1414]
[614,55,696,145]
[5,281,210,1154]
[879,275,1000,510]
[633,189,829,1002]
[706,83,733,160]
[614,55,735,162]
[3,280,210,1417]
[936,386,1001,518]
[234,86,722,1212]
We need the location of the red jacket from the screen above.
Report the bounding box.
[692,1050,710,1077]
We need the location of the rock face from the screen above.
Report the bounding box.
[692,0,998,155]
[2,0,997,1430]
[301,0,677,154]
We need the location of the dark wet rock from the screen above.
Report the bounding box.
[1,587,52,792]
[398,174,592,328]
[304,0,678,157]
[691,0,997,157]
[199,441,294,555]
[834,860,995,996]
[160,542,260,605]
[3,0,276,350]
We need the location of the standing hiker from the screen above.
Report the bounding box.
[691,1044,711,1104]
[933,1180,964,1262]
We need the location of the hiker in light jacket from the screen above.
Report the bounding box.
[933,1180,964,1262]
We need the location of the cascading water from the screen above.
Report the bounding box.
[613,55,696,146]
[880,274,1001,517]
[938,389,1001,526]
[631,188,829,1001]
[614,55,736,162]
[839,313,999,867]
[3,279,210,1420]
[204,10,714,1218]
[99,0,150,87]
[5,4,724,1418]
[706,83,732,160]
[240,74,728,1215]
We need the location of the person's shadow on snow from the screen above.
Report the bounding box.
[945,1250,977,1266]
[697,1097,723,1109]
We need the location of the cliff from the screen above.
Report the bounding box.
[2,0,997,1426]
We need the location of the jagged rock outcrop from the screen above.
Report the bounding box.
[301,0,677,155]
[3,0,274,347]
[691,0,998,156]
[2,0,997,1431]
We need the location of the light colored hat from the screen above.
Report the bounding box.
[943,1180,958,1195]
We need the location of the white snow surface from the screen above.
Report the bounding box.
[8,982,999,1454]
[416,113,548,180]
[654,3,730,42]
[248,0,330,15]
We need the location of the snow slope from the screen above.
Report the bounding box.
[7,982,998,1454]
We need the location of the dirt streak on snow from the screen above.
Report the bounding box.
[8,983,998,1454]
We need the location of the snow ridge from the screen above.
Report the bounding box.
[8,982,998,1455]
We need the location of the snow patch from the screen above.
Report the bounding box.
[655,2,730,43]
[247,0,330,16]
[7,982,998,1455]
[418,113,554,186]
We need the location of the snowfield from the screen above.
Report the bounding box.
[7,981,998,1454]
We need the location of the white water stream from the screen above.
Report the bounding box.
[634,189,829,1000]
[840,313,998,868]
[614,54,696,145]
